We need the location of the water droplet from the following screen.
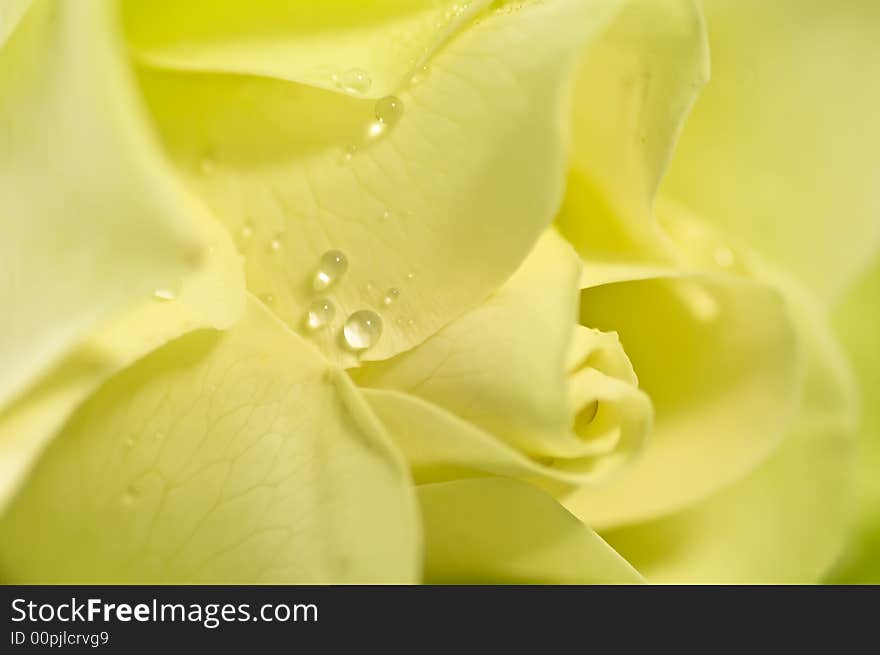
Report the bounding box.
[240,222,254,240]
[411,64,430,85]
[713,246,735,268]
[382,209,393,221]
[406,318,415,327]
[259,293,276,306]
[313,250,348,291]
[337,68,372,95]
[375,96,404,127]
[341,143,358,163]
[343,310,383,351]
[406,271,416,281]
[305,298,336,330]
[382,288,401,306]
[153,288,176,302]
[267,234,284,254]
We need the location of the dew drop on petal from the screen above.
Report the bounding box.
[382,288,401,306]
[259,293,276,306]
[338,68,372,95]
[267,234,284,254]
[240,222,254,240]
[305,298,336,330]
[344,310,383,351]
[314,250,348,291]
[153,288,176,302]
[375,96,404,127]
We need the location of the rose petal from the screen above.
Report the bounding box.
[0,213,245,511]
[355,230,651,478]
[123,0,493,99]
[0,298,419,583]
[0,0,205,408]
[418,477,642,583]
[558,0,709,265]
[134,0,620,367]
[602,297,858,582]
[564,271,802,527]
[826,258,880,582]
[662,0,880,302]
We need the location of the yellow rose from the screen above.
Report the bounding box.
[0,0,876,583]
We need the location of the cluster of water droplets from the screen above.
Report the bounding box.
[301,249,389,352]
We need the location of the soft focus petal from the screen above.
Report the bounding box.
[558,0,708,265]
[0,299,419,583]
[355,230,651,480]
[419,478,642,584]
[663,0,880,302]
[603,299,858,583]
[826,259,880,583]
[135,0,619,367]
[123,0,491,98]
[0,0,204,408]
[564,272,802,528]
[0,0,31,46]
[0,217,245,510]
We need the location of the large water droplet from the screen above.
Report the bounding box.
[306,298,336,330]
[375,96,404,127]
[382,288,401,306]
[344,310,383,351]
[314,250,348,291]
[153,288,176,302]
[337,68,372,95]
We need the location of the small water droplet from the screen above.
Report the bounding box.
[259,293,276,306]
[267,234,284,254]
[382,288,401,306]
[314,250,348,291]
[382,209,393,221]
[411,64,430,85]
[344,310,383,351]
[305,298,336,331]
[406,271,416,281]
[153,288,176,302]
[337,68,372,95]
[406,318,415,327]
[240,222,254,240]
[713,246,735,268]
[375,96,404,127]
